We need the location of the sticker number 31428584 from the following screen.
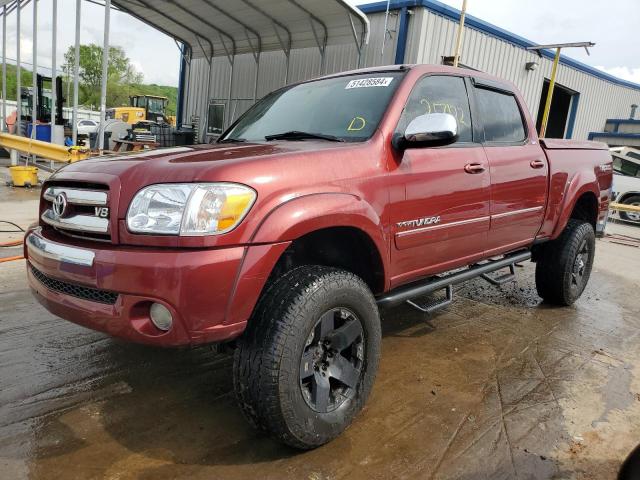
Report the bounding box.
[345,77,394,89]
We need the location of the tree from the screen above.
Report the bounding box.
[63,44,143,108]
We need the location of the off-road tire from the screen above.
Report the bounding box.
[233,265,381,449]
[535,219,595,306]
[619,195,640,222]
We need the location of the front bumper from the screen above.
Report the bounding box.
[26,227,248,346]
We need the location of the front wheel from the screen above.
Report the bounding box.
[233,266,381,449]
[535,219,595,306]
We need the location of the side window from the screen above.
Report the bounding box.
[475,88,526,143]
[615,158,640,177]
[396,76,473,143]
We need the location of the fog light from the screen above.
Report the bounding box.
[150,303,173,331]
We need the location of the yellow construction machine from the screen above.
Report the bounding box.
[106,95,175,126]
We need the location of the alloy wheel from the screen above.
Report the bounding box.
[299,308,365,413]
[571,239,589,288]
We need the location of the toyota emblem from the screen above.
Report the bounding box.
[52,193,68,218]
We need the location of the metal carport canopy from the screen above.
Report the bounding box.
[110,0,370,59]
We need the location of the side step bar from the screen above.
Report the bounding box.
[481,263,516,286]
[376,250,531,309]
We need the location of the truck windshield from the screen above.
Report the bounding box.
[221,72,405,143]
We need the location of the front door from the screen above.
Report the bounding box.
[389,75,491,287]
[471,82,548,255]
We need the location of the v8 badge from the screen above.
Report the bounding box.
[95,207,110,218]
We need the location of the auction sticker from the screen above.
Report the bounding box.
[345,77,394,89]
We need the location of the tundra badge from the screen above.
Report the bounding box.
[396,216,441,229]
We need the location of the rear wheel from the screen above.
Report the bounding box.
[233,265,381,449]
[535,219,595,306]
[619,195,640,222]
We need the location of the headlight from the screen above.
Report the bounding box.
[127,183,256,235]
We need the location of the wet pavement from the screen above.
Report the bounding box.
[1,181,640,479]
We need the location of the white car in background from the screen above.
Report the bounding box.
[76,119,99,135]
[611,147,640,223]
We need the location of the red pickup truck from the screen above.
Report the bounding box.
[26,65,612,449]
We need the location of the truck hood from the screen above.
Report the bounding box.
[56,141,356,182]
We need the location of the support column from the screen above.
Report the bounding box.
[72,0,81,146]
[452,0,467,67]
[51,0,57,126]
[226,56,234,126]
[183,49,191,127]
[2,5,7,132]
[253,54,260,103]
[540,47,561,138]
[31,0,38,162]
[98,0,110,151]
[15,0,21,147]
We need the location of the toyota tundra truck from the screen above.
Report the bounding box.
[25,65,612,449]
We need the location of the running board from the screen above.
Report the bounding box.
[481,263,516,286]
[376,250,531,309]
[406,285,453,314]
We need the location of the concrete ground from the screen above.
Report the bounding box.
[1,176,640,480]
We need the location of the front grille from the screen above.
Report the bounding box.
[41,183,112,243]
[30,264,119,305]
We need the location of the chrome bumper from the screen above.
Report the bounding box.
[26,228,95,267]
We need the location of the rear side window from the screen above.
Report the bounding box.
[613,157,640,177]
[475,88,526,143]
[396,75,473,143]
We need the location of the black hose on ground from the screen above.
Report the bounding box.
[0,220,25,233]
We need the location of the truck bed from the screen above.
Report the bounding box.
[537,138,612,239]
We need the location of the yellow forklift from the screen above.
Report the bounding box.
[106,95,175,126]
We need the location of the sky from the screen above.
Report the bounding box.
[0,0,638,88]
[1,0,182,86]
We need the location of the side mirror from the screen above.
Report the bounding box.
[394,113,459,150]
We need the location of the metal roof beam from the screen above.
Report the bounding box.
[287,0,328,73]
[169,1,235,56]
[337,0,369,46]
[201,0,261,57]
[239,0,292,85]
[113,0,193,52]
[239,0,292,55]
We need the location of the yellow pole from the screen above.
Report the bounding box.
[540,47,561,137]
[453,0,468,67]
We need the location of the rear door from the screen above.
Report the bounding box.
[389,75,491,287]
[471,79,548,255]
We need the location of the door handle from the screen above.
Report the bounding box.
[530,159,546,169]
[464,163,485,174]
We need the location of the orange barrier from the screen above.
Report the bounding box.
[0,255,24,263]
[0,240,23,247]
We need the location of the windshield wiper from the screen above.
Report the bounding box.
[218,137,246,143]
[265,131,344,142]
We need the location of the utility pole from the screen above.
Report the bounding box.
[527,42,595,137]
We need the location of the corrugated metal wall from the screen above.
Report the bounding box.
[407,8,640,140]
[183,11,398,140]
[182,6,640,142]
